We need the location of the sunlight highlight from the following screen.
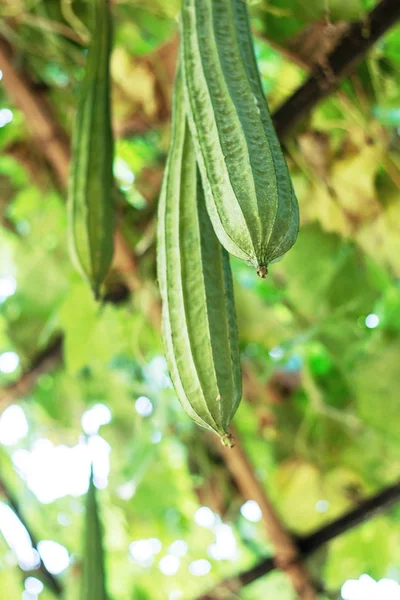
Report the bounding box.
[341,574,400,600]
[114,157,135,190]
[169,591,183,600]
[144,356,171,389]
[0,351,20,374]
[0,275,17,301]
[365,314,380,329]
[194,506,219,529]
[0,108,13,127]
[22,591,38,600]
[269,346,284,360]
[151,430,162,444]
[129,538,162,568]
[81,404,111,435]
[135,396,153,417]
[117,481,136,500]
[189,559,211,576]
[168,540,188,558]
[315,500,329,513]
[240,500,262,522]
[0,405,29,446]
[12,435,110,503]
[159,555,180,576]
[24,577,44,595]
[208,523,238,561]
[37,540,70,575]
[0,503,39,570]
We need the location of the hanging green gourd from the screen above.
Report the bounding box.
[68,0,115,298]
[81,466,108,600]
[157,69,242,443]
[180,0,299,277]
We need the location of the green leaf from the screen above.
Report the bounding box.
[243,571,295,600]
[58,280,133,372]
[325,517,396,587]
[277,224,343,320]
[352,338,400,439]
[383,24,400,65]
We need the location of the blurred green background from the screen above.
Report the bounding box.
[1,0,400,599]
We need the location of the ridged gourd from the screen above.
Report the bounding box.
[157,69,242,442]
[81,467,107,600]
[68,0,115,297]
[181,0,299,277]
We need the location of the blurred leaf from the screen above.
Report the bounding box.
[277,224,342,320]
[58,281,134,372]
[325,517,397,587]
[352,338,400,439]
[274,460,360,534]
[383,25,400,65]
[111,49,157,120]
[0,565,22,599]
[243,571,295,600]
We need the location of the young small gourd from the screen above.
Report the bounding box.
[81,467,107,600]
[68,0,115,298]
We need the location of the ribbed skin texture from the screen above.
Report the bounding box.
[157,71,242,438]
[68,0,114,298]
[81,469,107,600]
[181,0,299,272]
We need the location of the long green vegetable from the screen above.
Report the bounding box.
[157,70,242,442]
[181,0,299,277]
[68,0,114,297]
[81,467,107,600]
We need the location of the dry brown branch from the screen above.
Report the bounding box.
[199,480,400,599]
[273,0,400,138]
[0,37,70,185]
[0,338,62,411]
[216,427,317,599]
[0,476,63,596]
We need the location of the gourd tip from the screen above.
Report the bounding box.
[257,265,268,279]
[92,286,102,302]
[221,433,235,449]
